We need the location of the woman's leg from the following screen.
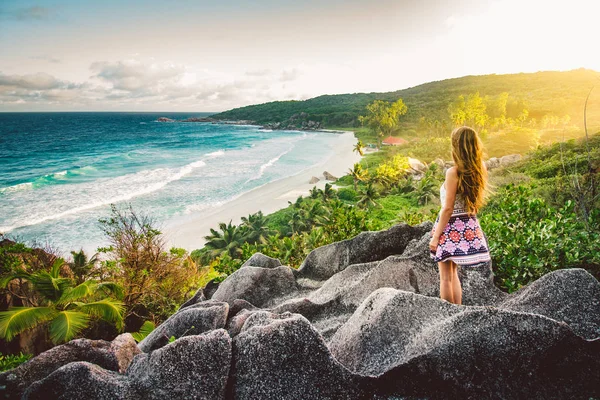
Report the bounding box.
[451,261,462,305]
[438,260,454,303]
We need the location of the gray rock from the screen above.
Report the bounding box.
[432,158,445,168]
[22,361,135,400]
[408,157,426,173]
[0,333,139,399]
[331,288,600,399]
[128,329,231,400]
[179,287,206,309]
[323,171,338,181]
[459,261,508,305]
[329,288,462,376]
[11,221,600,399]
[212,265,298,308]
[156,117,175,122]
[203,279,221,299]
[499,153,522,166]
[485,156,500,170]
[138,301,228,353]
[499,268,600,339]
[378,305,600,399]
[309,176,320,184]
[230,312,371,399]
[297,222,430,281]
[241,252,282,269]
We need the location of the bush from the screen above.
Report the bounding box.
[0,352,32,372]
[337,187,358,202]
[480,184,600,292]
[335,175,354,187]
[99,204,203,324]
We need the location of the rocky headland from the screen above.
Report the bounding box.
[155,112,324,131]
[2,222,598,399]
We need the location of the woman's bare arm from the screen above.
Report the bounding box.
[433,167,458,239]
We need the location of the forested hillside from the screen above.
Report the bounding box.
[212,69,600,130]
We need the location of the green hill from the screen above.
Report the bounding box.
[212,69,600,129]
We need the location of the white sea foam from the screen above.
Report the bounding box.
[246,148,291,183]
[0,182,33,193]
[205,150,225,157]
[1,159,207,233]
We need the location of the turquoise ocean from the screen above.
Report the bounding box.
[0,112,341,253]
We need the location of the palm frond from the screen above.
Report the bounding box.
[131,320,155,343]
[50,258,66,278]
[0,271,33,288]
[77,299,125,330]
[0,307,56,341]
[33,271,71,303]
[49,310,90,344]
[58,280,96,305]
[96,282,124,300]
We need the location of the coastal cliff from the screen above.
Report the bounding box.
[2,222,599,399]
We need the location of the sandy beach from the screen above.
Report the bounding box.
[164,131,362,251]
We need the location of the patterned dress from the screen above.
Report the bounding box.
[430,183,491,265]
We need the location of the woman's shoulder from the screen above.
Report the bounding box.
[445,166,458,179]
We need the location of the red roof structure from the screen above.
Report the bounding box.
[382,136,408,146]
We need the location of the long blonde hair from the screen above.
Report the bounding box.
[451,126,487,214]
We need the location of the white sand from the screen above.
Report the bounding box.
[164,131,362,251]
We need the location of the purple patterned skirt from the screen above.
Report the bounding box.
[430,212,491,265]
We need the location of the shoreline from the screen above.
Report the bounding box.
[164,131,361,251]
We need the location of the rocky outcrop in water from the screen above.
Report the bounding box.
[262,113,322,131]
[3,222,599,399]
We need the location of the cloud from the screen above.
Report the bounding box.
[245,69,272,77]
[0,72,66,90]
[280,68,300,82]
[0,59,307,111]
[91,60,185,91]
[30,55,61,64]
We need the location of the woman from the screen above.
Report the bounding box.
[429,126,491,305]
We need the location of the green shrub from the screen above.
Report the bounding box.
[480,184,600,292]
[335,175,354,187]
[0,352,32,372]
[337,187,358,202]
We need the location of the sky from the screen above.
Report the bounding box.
[0,0,598,112]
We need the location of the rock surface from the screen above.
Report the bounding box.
[309,176,320,184]
[323,170,338,181]
[0,333,139,399]
[408,157,427,173]
[8,223,600,399]
[241,252,282,269]
[138,301,228,353]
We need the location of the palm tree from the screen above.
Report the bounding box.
[357,182,380,209]
[302,227,326,251]
[241,211,272,244]
[321,183,337,202]
[0,259,124,344]
[309,186,322,199]
[415,175,438,205]
[288,209,307,234]
[203,220,245,259]
[288,195,304,209]
[353,140,365,156]
[348,163,368,191]
[69,250,99,284]
[300,200,325,227]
